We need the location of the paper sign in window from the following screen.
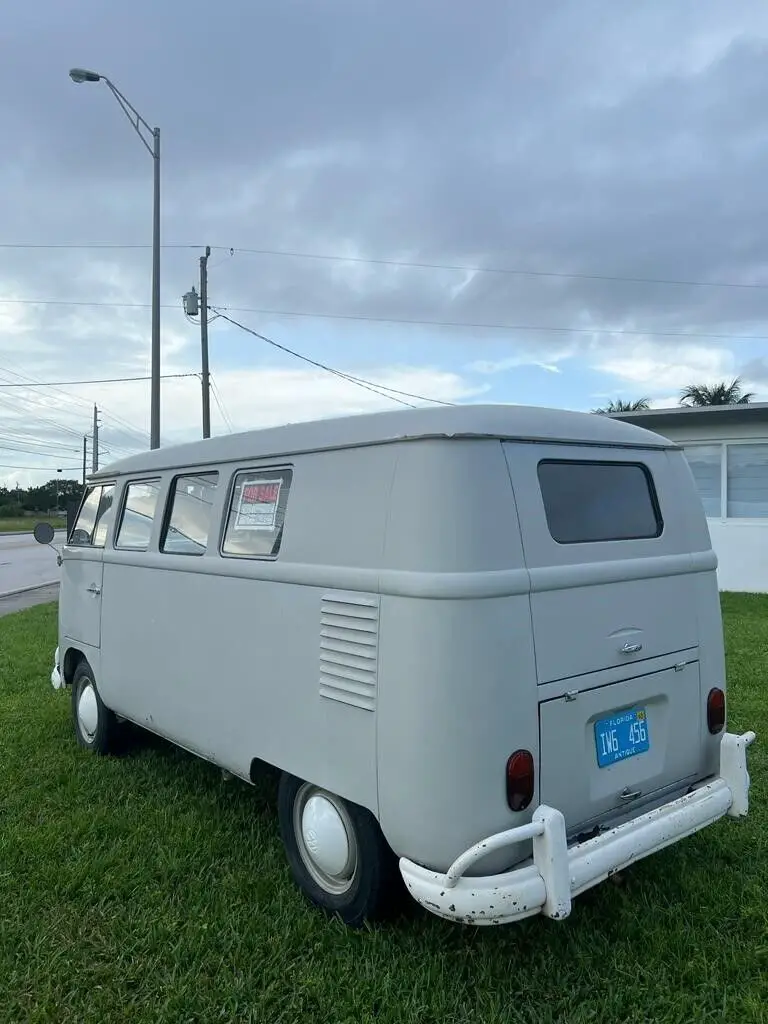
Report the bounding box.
[234,479,282,530]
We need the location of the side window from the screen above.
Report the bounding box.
[161,473,219,556]
[115,480,162,550]
[537,460,662,544]
[69,484,115,548]
[222,468,292,558]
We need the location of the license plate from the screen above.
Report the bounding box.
[594,708,649,768]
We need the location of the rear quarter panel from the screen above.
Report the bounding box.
[376,440,539,872]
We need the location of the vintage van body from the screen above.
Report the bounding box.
[46,404,755,927]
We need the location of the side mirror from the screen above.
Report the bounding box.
[33,521,62,566]
[33,522,55,545]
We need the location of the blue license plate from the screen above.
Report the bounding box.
[594,708,650,767]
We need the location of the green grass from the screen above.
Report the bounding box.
[0,596,766,1023]
[0,517,65,533]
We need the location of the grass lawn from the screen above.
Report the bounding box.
[0,517,65,534]
[0,596,766,1023]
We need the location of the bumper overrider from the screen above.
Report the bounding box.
[51,647,63,690]
[399,730,756,926]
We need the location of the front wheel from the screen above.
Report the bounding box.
[71,659,117,754]
[277,772,400,927]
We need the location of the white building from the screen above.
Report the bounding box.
[611,403,768,593]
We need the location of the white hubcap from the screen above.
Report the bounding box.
[77,683,99,740]
[295,786,358,895]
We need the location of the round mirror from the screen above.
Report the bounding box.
[33,522,55,545]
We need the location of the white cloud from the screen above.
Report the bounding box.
[467,346,574,375]
[0,363,486,488]
[591,341,742,392]
[159,364,488,442]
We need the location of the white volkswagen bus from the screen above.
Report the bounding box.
[42,404,755,927]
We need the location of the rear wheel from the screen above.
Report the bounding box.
[71,659,117,754]
[277,772,400,927]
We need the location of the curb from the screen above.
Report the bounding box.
[0,580,60,601]
[0,530,66,537]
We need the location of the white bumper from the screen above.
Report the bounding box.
[399,730,755,926]
[51,646,63,690]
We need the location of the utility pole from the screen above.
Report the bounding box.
[183,246,212,439]
[92,405,99,473]
[200,245,211,439]
[82,436,87,486]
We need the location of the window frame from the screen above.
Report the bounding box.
[536,458,664,545]
[68,482,116,549]
[220,465,293,561]
[683,440,768,522]
[114,477,163,551]
[160,470,220,557]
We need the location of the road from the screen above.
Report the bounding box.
[0,531,62,597]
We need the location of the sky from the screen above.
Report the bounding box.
[3,1,768,486]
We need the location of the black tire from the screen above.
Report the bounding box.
[71,659,117,754]
[277,772,401,928]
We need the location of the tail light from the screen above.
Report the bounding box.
[707,687,726,734]
[506,749,535,812]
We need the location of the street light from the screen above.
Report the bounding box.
[69,67,161,450]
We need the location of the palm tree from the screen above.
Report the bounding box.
[592,397,651,414]
[679,377,755,407]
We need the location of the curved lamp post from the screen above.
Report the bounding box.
[69,68,161,450]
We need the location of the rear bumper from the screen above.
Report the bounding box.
[399,730,755,926]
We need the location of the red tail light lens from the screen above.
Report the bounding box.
[506,749,535,812]
[707,687,726,734]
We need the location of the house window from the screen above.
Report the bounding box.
[684,442,768,520]
[684,446,722,519]
[727,445,768,518]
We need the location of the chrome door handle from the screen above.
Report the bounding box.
[86,585,101,596]
[619,787,642,802]
[621,642,642,654]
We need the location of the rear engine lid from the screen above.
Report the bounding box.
[538,660,704,837]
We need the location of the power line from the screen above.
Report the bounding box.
[0,362,149,447]
[3,293,768,344]
[210,308,450,409]
[209,376,234,433]
[0,393,87,444]
[0,372,197,388]
[0,429,83,450]
[0,242,201,251]
[220,306,768,344]
[2,240,768,291]
[220,247,768,292]
[0,462,82,471]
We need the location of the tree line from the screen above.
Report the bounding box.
[0,478,83,519]
[593,377,755,414]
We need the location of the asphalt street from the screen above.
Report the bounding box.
[0,531,62,597]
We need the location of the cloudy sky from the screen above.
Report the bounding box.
[3,0,768,485]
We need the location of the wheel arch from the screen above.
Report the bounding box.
[62,646,86,686]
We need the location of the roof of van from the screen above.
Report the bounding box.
[93,403,676,478]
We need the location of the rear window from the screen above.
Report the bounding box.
[537,460,662,544]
